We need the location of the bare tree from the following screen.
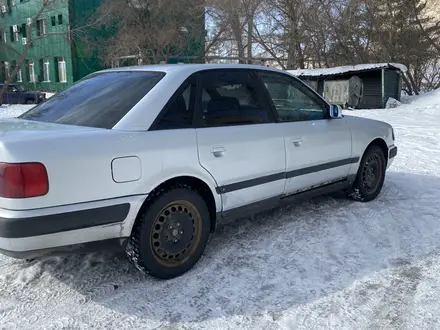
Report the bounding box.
[94,0,206,65]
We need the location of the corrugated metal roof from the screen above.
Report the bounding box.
[287,63,408,77]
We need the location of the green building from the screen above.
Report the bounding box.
[0,0,206,92]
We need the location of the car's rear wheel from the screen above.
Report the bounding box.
[347,145,386,202]
[126,186,211,279]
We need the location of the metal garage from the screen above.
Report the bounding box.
[287,63,407,109]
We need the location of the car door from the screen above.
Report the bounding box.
[195,69,286,213]
[7,85,20,104]
[257,70,353,196]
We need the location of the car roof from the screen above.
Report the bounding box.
[99,63,288,75]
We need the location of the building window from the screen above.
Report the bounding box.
[21,23,26,37]
[42,59,50,82]
[55,57,67,83]
[9,27,14,42]
[58,14,63,25]
[4,62,10,80]
[51,16,56,26]
[29,61,36,83]
[58,57,66,82]
[16,62,22,82]
[36,19,46,36]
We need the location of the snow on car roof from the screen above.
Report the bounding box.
[287,63,408,77]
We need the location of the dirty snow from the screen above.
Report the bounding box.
[0,92,439,329]
[288,62,408,77]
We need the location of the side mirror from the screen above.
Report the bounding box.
[329,104,343,119]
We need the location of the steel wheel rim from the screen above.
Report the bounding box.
[150,200,202,267]
[361,154,382,194]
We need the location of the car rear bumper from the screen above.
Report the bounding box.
[0,195,147,259]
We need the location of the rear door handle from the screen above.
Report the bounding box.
[211,147,226,158]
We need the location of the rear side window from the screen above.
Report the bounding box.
[18,71,165,129]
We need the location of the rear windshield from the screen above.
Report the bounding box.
[18,71,165,129]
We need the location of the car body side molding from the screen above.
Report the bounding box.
[0,204,130,239]
[215,157,360,194]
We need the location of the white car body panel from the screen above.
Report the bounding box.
[344,115,396,161]
[0,64,397,259]
[196,123,286,211]
[280,118,353,195]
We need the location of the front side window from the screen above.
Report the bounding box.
[259,72,329,122]
[19,71,165,129]
[7,85,17,92]
[198,70,273,127]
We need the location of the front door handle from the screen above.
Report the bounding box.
[292,138,303,147]
[211,147,226,158]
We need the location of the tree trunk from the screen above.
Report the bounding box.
[230,13,245,63]
[406,71,420,95]
[247,15,253,64]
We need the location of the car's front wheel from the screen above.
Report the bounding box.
[347,145,386,202]
[126,186,211,279]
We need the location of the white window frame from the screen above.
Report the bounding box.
[13,31,18,42]
[29,61,36,83]
[42,19,47,35]
[58,57,67,83]
[16,67,22,82]
[4,61,10,80]
[37,19,46,36]
[43,59,50,82]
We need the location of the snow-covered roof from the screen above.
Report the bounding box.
[287,63,408,77]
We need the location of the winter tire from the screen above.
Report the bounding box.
[347,145,386,202]
[126,186,211,279]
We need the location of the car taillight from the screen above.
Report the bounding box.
[0,162,48,198]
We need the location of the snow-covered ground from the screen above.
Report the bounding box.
[0,92,439,329]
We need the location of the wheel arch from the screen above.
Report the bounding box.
[365,137,389,166]
[133,175,219,234]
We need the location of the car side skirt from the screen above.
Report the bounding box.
[219,176,356,221]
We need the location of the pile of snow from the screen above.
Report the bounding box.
[386,97,402,108]
[0,90,439,329]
